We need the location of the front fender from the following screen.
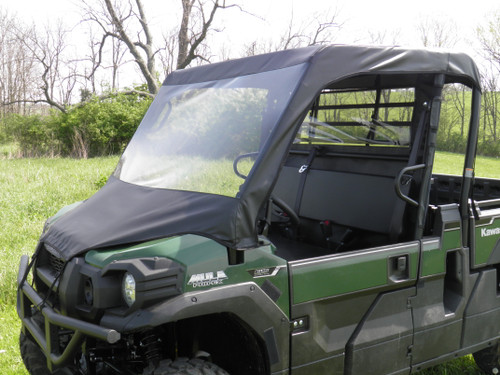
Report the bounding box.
[100,282,290,374]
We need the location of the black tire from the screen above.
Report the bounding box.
[19,331,73,375]
[473,343,500,374]
[146,358,229,375]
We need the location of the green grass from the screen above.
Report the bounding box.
[120,155,252,197]
[0,153,498,374]
[434,152,500,178]
[0,157,118,374]
[0,142,20,158]
[421,356,484,374]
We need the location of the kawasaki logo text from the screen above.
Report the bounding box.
[481,227,500,237]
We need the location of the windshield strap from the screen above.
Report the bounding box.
[294,146,319,214]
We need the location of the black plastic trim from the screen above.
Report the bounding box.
[100,282,290,374]
[17,257,120,370]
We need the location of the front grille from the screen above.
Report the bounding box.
[40,244,66,277]
[49,252,65,275]
[34,245,67,304]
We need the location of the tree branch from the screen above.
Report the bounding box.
[103,0,159,94]
[177,0,218,69]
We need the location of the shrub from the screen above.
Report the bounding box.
[2,92,152,158]
[436,131,467,155]
[59,93,152,157]
[3,113,62,157]
[478,139,500,157]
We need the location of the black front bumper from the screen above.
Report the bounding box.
[17,255,120,371]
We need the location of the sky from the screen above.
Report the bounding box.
[228,0,499,56]
[3,0,500,86]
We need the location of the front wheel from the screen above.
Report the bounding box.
[20,331,74,375]
[145,357,229,375]
[473,343,500,374]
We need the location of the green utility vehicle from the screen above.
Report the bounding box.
[17,45,500,375]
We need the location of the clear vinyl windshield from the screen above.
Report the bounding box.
[114,64,306,197]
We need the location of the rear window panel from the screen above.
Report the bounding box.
[295,88,415,148]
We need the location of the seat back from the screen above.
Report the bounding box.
[272,152,408,237]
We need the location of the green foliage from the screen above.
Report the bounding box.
[59,92,152,157]
[0,142,19,158]
[479,139,500,157]
[0,84,498,158]
[94,173,110,189]
[437,87,499,157]
[0,116,11,144]
[436,131,467,154]
[420,355,483,374]
[1,92,152,158]
[3,114,62,157]
[164,87,265,159]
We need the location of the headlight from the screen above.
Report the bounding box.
[122,273,136,306]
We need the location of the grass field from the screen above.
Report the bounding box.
[0,157,118,374]
[435,151,500,178]
[0,152,498,374]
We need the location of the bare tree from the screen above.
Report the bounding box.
[367,29,401,46]
[480,64,499,143]
[477,11,500,148]
[177,0,220,69]
[16,21,77,113]
[159,31,178,76]
[82,0,237,95]
[417,17,458,49]
[84,27,103,95]
[243,8,342,56]
[109,36,128,90]
[83,24,128,94]
[415,17,472,145]
[82,0,160,95]
[282,9,342,49]
[0,9,38,117]
[477,11,500,69]
[159,0,246,75]
[483,71,500,145]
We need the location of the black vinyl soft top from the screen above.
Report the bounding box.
[42,45,481,261]
[164,44,480,88]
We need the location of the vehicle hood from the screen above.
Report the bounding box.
[41,176,240,261]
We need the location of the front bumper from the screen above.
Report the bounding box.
[17,245,185,371]
[17,255,120,370]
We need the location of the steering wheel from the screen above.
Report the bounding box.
[233,152,259,179]
[271,195,300,227]
[234,153,300,229]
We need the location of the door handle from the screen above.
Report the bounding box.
[388,254,409,283]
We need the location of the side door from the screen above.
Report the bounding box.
[409,204,472,369]
[461,198,500,352]
[289,241,420,375]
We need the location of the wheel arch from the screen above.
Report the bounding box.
[101,282,290,374]
[173,312,270,375]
